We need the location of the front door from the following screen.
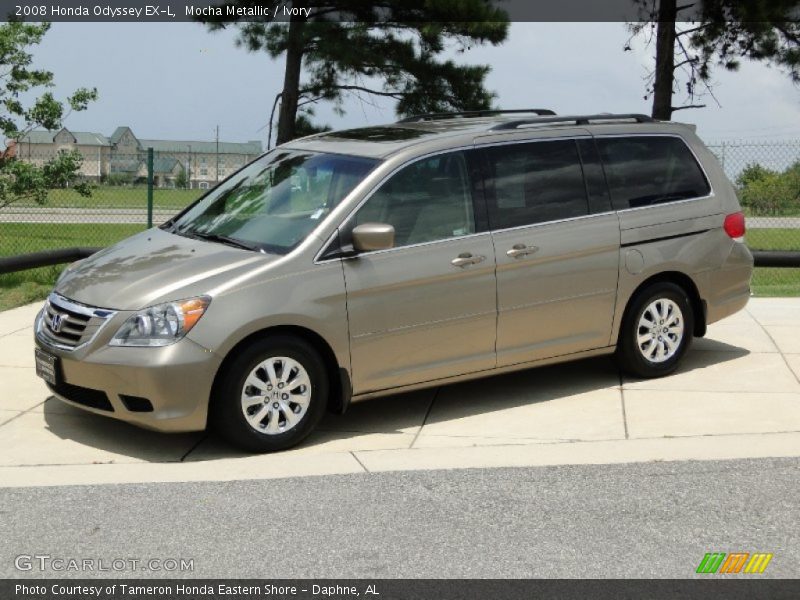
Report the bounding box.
[342,150,497,394]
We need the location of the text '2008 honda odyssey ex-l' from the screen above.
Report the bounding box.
[34,110,754,452]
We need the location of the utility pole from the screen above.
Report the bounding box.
[215,125,220,183]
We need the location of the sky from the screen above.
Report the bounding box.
[25,22,800,147]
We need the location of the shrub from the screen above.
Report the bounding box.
[737,162,800,216]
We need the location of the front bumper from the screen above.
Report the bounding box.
[35,309,222,432]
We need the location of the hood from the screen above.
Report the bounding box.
[55,228,275,310]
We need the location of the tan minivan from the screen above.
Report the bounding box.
[34,111,753,452]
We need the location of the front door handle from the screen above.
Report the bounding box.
[506,244,539,259]
[451,253,486,267]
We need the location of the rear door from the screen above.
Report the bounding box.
[479,136,621,367]
[341,150,497,394]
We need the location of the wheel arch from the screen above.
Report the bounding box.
[618,271,707,344]
[209,325,350,423]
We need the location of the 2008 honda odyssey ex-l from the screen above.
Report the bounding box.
[34,110,753,452]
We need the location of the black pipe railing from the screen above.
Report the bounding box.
[751,251,800,268]
[0,247,798,276]
[0,247,102,275]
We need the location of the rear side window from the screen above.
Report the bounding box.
[484,139,589,229]
[596,136,711,210]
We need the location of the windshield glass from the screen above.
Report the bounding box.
[168,150,379,254]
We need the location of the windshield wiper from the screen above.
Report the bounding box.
[183,230,264,253]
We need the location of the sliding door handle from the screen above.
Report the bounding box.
[506,244,539,259]
[451,253,486,267]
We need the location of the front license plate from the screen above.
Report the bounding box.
[34,348,59,386]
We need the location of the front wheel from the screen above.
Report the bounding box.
[212,336,329,452]
[616,282,694,379]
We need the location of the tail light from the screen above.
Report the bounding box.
[723,212,745,242]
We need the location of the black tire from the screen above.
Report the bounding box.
[212,335,329,453]
[616,282,694,379]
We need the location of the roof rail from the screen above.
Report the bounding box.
[490,113,655,131]
[398,108,556,123]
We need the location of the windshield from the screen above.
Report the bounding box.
[167,150,379,254]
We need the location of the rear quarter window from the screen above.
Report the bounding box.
[596,136,711,210]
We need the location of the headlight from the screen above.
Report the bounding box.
[109,296,211,347]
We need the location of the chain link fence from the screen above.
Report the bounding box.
[707,140,800,249]
[0,148,257,257]
[706,140,800,296]
[1,139,798,297]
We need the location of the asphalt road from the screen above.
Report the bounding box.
[1,457,798,579]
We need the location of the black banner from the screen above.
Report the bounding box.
[5,0,713,23]
[3,579,800,600]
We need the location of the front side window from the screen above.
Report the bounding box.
[596,136,711,210]
[353,151,475,248]
[169,150,378,254]
[484,139,589,230]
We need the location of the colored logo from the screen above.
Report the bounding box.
[696,552,773,574]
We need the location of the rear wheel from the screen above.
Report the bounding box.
[616,282,694,378]
[212,336,328,452]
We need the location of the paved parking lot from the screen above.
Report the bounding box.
[1,298,799,488]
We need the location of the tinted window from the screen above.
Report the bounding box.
[576,138,612,214]
[354,151,475,248]
[485,140,588,229]
[596,136,711,210]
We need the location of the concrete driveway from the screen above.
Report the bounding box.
[1,298,799,488]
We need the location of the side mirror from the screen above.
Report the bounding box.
[351,223,395,253]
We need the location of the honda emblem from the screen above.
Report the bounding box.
[51,313,67,334]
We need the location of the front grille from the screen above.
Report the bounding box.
[47,381,114,412]
[37,293,116,350]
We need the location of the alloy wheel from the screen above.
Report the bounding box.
[636,298,684,363]
[240,356,311,434]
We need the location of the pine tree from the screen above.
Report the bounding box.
[628,0,800,120]
[202,1,508,144]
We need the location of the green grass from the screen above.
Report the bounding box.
[751,268,800,297]
[2,271,798,308]
[0,222,146,256]
[0,221,798,310]
[0,223,146,311]
[5,267,796,308]
[12,185,203,211]
[743,207,800,218]
[0,266,61,311]
[745,229,800,295]
[746,229,800,251]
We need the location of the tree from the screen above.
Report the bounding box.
[626,0,800,120]
[201,1,508,145]
[735,162,776,188]
[0,21,97,208]
[294,112,331,136]
[738,160,800,216]
[175,166,189,189]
